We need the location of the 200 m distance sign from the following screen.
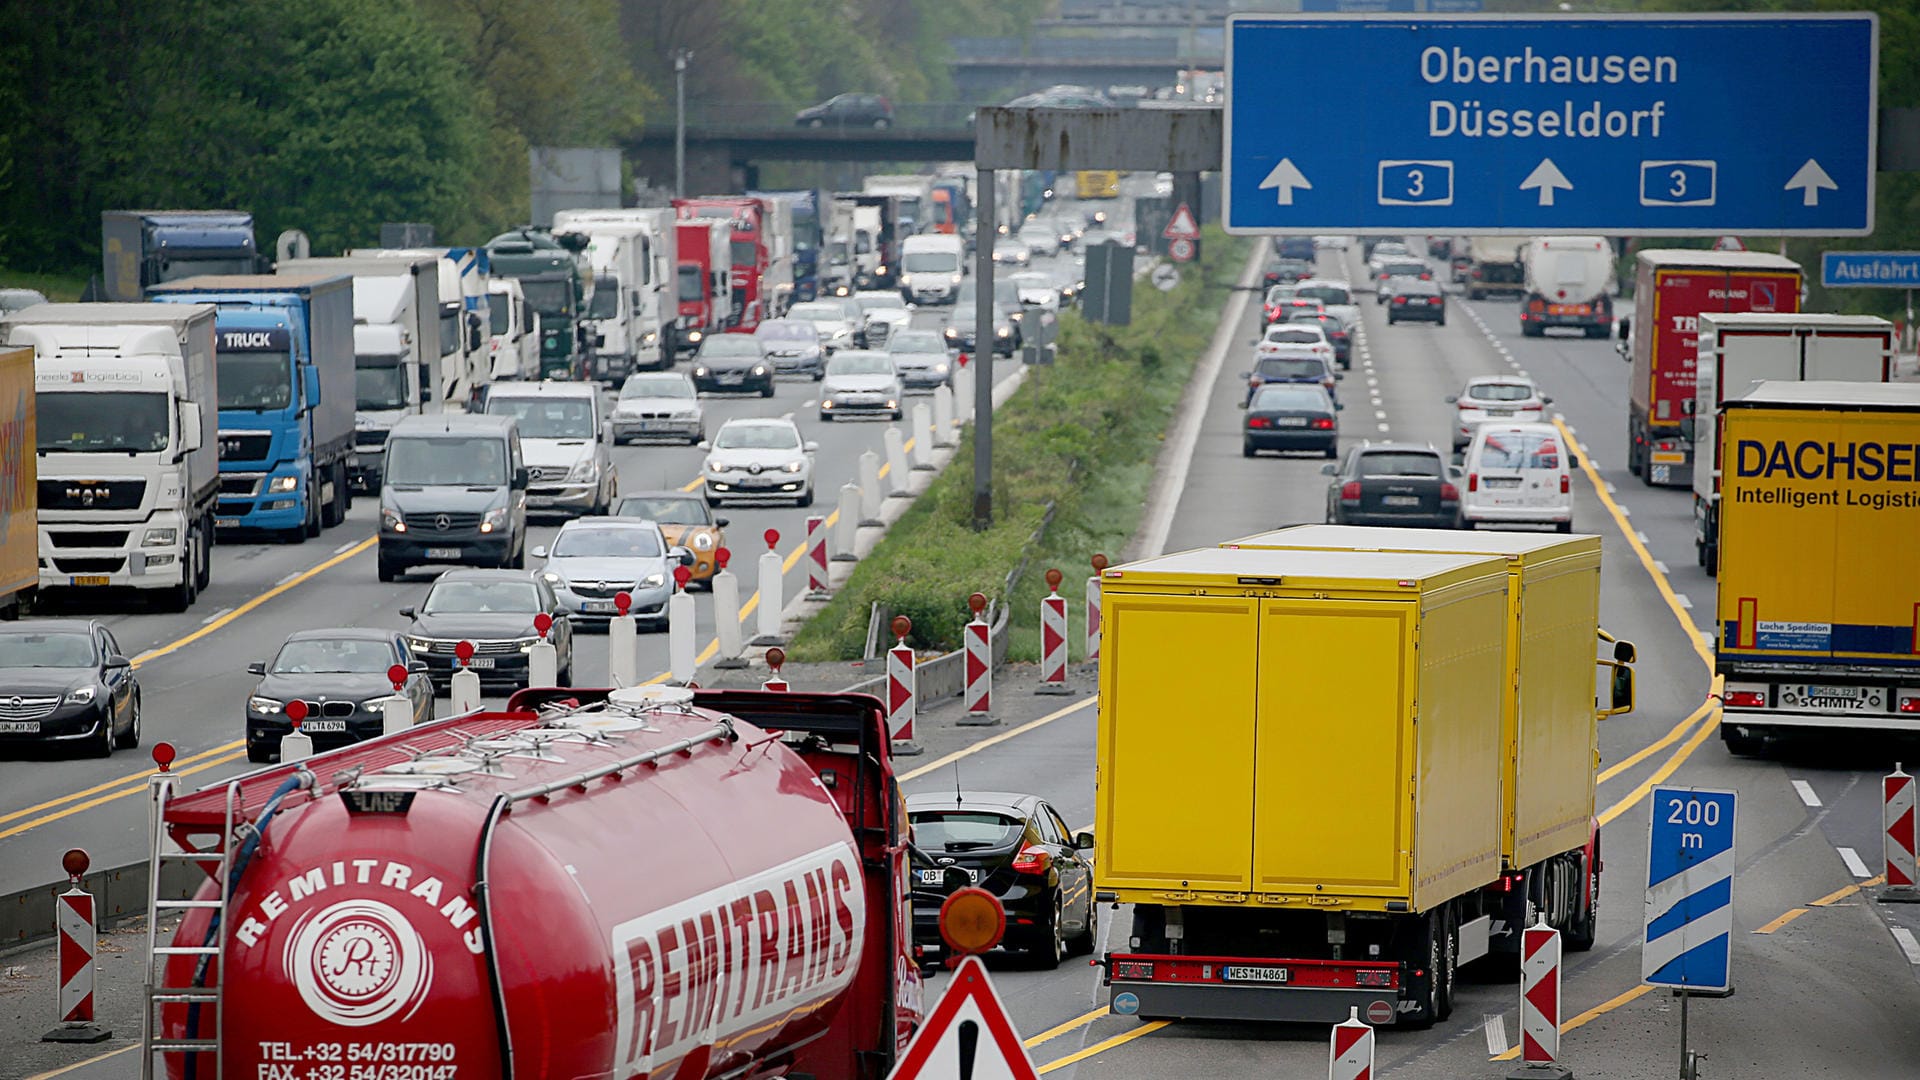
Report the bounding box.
[1224,14,1877,235]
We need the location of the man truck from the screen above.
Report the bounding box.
[673,196,793,332]
[1096,537,1632,1027]
[100,210,260,302]
[0,347,37,619]
[553,208,676,380]
[1711,382,1920,753]
[149,275,356,542]
[0,304,220,610]
[485,229,593,381]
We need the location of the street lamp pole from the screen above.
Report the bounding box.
[674,50,691,198]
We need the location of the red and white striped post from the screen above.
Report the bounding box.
[1085,553,1109,667]
[1886,763,1918,899]
[43,847,110,1043]
[805,514,830,597]
[1037,568,1071,694]
[961,592,994,725]
[887,615,923,756]
[1519,919,1564,1069]
[762,647,790,692]
[1327,1006,1372,1080]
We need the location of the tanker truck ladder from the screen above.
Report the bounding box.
[140,777,242,1080]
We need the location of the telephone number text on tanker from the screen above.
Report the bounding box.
[260,1042,457,1063]
[264,1065,457,1080]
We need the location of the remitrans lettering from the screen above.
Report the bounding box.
[1733,439,1920,483]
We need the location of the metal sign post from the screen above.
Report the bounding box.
[1644,786,1738,1079]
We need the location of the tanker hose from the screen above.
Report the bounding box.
[472,795,516,1078]
[182,771,311,1079]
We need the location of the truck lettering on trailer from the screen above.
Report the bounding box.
[232,860,483,955]
[1734,439,1920,484]
[611,843,864,1079]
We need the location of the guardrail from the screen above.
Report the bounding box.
[674,103,977,134]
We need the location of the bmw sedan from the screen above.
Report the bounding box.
[535,517,691,628]
[400,570,574,690]
[907,791,1097,969]
[611,371,704,444]
[0,620,139,757]
[244,629,434,762]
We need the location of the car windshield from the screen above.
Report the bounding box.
[1468,383,1537,402]
[1265,328,1322,344]
[1290,314,1338,330]
[756,320,816,342]
[911,809,1025,851]
[384,436,507,486]
[1252,387,1329,411]
[271,639,394,674]
[1256,357,1326,379]
[828,354,893,376]
[715,423,799,450]
[35,391,170,453]
[1265,285,1297,303]
[787,303,843,323]
[620,375,693,400]
[487,397,594,439]
[422,580,540,614]
[0,632,95,668]
[1358,452,1444,478]
[1296,285,1350,305]
[1477,430,1564,470]
[356,358,408,411]
[519,279,572,316]
[1384,262,1427,276]
[889,331,944,354]
[552,527,662,559]
[615,497,709,525]
[902,253,954,272]
[700,337,761,359]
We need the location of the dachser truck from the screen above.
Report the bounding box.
[1712,382,1920,753]
[1688,313,1894,574]
[1096,540,1632,1027]
[0,348,36,619]
[1622,250,1802,488]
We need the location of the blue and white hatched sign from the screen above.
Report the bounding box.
[1643,785,1737,992]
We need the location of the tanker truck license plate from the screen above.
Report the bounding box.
[70,576,110,587]
[1222,965,1289,983]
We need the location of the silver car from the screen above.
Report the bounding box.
[786,300,860,352]
[610,372,704,444]
[533,517,691,628]
[819,350,904,421]
[754,318,826,378]
[886,329,954,390]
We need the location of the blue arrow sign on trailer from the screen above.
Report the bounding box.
[1643,786,1737,992]
[1223,14,1878,235]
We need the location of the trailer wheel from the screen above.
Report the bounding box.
[1567,852,1599,952]
[1435,906,1457,1022]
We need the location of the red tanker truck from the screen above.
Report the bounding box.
[141,686,923,1080]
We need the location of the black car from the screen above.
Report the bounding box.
[1387,278,1447,325]
[1273,236,1317,261]
[400,570,574,690]
[0,620,138,757]
[907,791,1096,969]
[1245,384,1339,458]
[795,92,894,129]
[1323,443,1461,528]
[244,629,435,762]
[691,335,775,396]
[1264,256,1315,285]
[943,302,1018,357]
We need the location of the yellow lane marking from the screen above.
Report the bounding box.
[1813,875,1884,906]
[901,698,1097,782]
[1037,1020,1170,1073]
[25,1043,140,1080]
[1597,684,1723,828]
[0,751,248,843]
[133,537,377,667]
[1491,984,1655,1061]
[0,741,244,827]
[1025,1006,1110,1049]
[1753,907,1811,935]
[1596,691,1717,785]
[1553,416,1712,673]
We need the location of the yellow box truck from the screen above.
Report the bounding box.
[0,347,36,619]
[1715,381,1920,752]
[1098,545,1635,1022]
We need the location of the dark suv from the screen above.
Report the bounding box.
[377,414,529,581]
[795,93,894,129]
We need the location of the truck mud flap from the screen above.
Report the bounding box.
[1111,983,1398,1025]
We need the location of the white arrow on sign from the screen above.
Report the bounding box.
[1519,158,1573,207]
[1784,159,1837,206]
[1258,158,1311,206]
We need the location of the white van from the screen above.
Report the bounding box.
[898,234,965,304]
[1460,422,1573,531]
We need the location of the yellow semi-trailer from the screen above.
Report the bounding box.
[1096,547,1516,1028]
[1715,381,1920,753]
[0,347,36,619]
[1221,526,1634,955]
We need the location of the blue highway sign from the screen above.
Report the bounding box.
[1823,251,1920,289]
[1224,14,1878,235]
[1642,786,1737,993]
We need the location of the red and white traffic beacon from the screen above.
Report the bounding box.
[145,685,924,1080]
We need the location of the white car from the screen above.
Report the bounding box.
[1007,271,1062,312]
[700,417,818,507]
[1017,225,1061,258]
[1460,423,1574,532]
[994,242,1033,266]
[1257,324,1335,367]
[1448,376,1552,451]
[854,291,913,350]
[820,350,904,421]
[786,300,860,352]
[1313,236,1352,251]
[609,371,703,445]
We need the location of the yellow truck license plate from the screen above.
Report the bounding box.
[70,575,110,586]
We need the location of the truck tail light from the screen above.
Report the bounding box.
[1440,482,1459,501]
[1353,970,1394,988]
[1898,693,1920,714]
[1724,689,1767,708]
[1340,482,1361,503]
[1529,298,1546,313]
[1561,474,1571,494]
[1012,845,1053,874]
[1467,473,1478,492]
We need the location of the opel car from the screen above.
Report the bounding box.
[691,335,774,396]
[534,518,691,628]
[819,350,904,421]
[0,620,139,757]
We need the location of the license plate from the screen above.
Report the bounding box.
[1486,477,1522,489]
[1275,417,1310,428]
[424,547,462,560]
[1485,409,1515,417]
[638,422,674,432]
[581,600,616,614]
[215,518,241,529]
[0,721,41,734]
[1805,685,1861,699]
[1382,495,1421,507]
[1222,965,1290,984]
[462,657,496,669]
[718,375,744,384]
[1547,303,1591,316]
[70,575,110,586]
[301,719,348,732]
[917,867,976,885]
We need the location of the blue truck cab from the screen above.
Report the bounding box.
[148,275,356,541]
[100,210,260,303]
[749,189,823,302]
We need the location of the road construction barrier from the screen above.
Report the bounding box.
[859,450,886,522]
[754,529,784,646]
[911,404,935,469]
[1328,1006,1373,1080]
[712,548,747,669]
[669,565,696,684]
[382,664,413,735]
[883,427,911,496]
[450,641,482,714]
[281,699,314,762]
[963,592,994,723]
[1086,553,1109,665]
[954,359,975,422]
[805,516,830,597]
[834,483,861,560]
[43,848,108,1043]
[528,612,558,687]
[887,615,922,756]
[1037,569,1071,694]
[763,646,790,692]
[933,384,957,444]
[608,591,639,687]
[1521,919,1562,1066]
[1887,764,1917,894]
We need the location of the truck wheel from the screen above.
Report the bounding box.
[163,533,198,612]
[1700,541,1718,577]
[194,517,213,590]
[1567,853,1600,952]
[1721,725,1765,757]
[1068,896,1099,957]
[303,475,323,538]
[377,557,401,583]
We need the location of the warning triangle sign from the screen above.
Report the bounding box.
[1162,202,1199,240]
[887,956,1040,1080]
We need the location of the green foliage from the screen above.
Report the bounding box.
[789,229,1254,661]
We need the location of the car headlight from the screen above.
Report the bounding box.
[687,329,704,343]
[382,507,406,532]
[782,460,804,473]
[934,363,949,374]
[752,365,768,376]
[480,506,509,534]
[143,527,177,547]
[943,327,959,339]
[65,685,97,705]
[541,571,564,585]
[693,366,709,377]
[707,458,726,474]
[877,264,888,276]
[363,695,400,709]
[248,694,282,714]
[642,573,665,588]
[567,457,595,482]
[950,273,963,285]
[996,325,1011,336]
[692,532,715,550]
[267,474,299,493]
[899,273,913,286]
[403,635,432,652]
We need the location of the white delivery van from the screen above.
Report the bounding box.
[1460,422,1574,531]
[898,234,965,304]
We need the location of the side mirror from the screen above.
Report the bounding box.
[105,653,133,670]
[1321,463,1338,476]
[1334,372,1345,381]
[1335,402,1345,411]
[1605,664,1636,715]
[468,312,484,353]
[594,333,607,348]
[1617,316,1631,340]
[1238,371,1250,380]
[1541,395,1554,405]
[419,382,433,404]
[408,659,429,674]
[1073,831,1096,851]
[512,466,530,489]
[530,545,548,559]
[302,364,322,408]
[247,661,266,676]
[399,606,416,618]
[1614,639,1637,664]
[179,402,203,452]
[672,547,695,567]
[696,440,711,450]
[1678,416,1697,441]
[803,440,820,452]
